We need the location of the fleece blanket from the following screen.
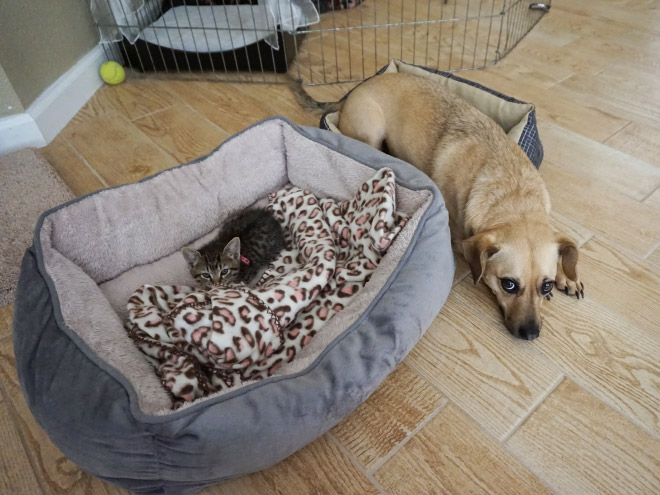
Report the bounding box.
[126,168,407,407]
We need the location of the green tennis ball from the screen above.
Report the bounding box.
[100,61,125,85]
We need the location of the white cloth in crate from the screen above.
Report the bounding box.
[92,0,319,51]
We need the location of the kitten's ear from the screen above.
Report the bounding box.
[181,247,201,267]
[223,237,241,262]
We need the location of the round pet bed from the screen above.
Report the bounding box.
[13,117,454,494]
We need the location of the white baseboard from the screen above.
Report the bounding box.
[0,113,47,155]
[0,44,105,155]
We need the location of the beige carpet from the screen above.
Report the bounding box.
[0,148,73,306]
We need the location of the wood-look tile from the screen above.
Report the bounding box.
[453,250,470,285]
[66,112,178,186]
[133,104,228,164]
[553,73,660,128]
[160,80,273,136]
[537,120,660,201]
[550,211,593,248]
[576,237,660,338]
[520,20,581,47]
[485,53,574,90]
[331,363,446,471]
[514,40,612,79]
[103,79,178,121]
[596,61,660,114]
[540,161,660,257]
[0,399,43,495]
[405,281,562,440]
[552,0,629,17]
[648,247,660,268]
[605,121,660,167]
[64,88,116,131]
[0,337,115,495]
[644,188,660,211]
[0,305,13,339]
[536,8,632,41]
[40,137,106,197]
[462,69,628,142]
[201,434,378,494]
[374,404,551,495]
[562,32,660,78]
[534,287,660,438]
[507,379,660,495]
[596,5,660,35]
[230,83,319,127]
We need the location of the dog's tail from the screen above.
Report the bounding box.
[288,77,343,115]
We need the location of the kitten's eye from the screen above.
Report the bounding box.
[221,268,229,275]
[541,280,554,295]
[201,273,211,280]
[500,278,519,294]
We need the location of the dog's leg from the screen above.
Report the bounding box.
[339,96,387,151]
[555,258,585,299]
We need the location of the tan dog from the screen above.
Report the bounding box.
[293,72,583,340]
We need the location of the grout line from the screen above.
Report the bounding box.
[181,101,232,138]
[643,238,660,260]
[63,138,110,189]
[601,120,632,144]
[586,232,659,266]
[129,104,176,123]
[501,426,563,494]
[501,374,565,443]
[452,269,470,286]
[429,395,560,494]
[590,60,615,79]
[577,231,595,249]
[558,372,660,444]
[640,184,660,204]
[503,373,660,493]
[545,71,575,91]
[116,112,182,166]
[367,400,449,476]
[326,432,388,494]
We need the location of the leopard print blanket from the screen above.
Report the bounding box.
[126,168,408,408]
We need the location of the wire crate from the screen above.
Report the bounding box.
[92,0,551,85]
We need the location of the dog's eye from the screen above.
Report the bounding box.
[201,273,211,280]
[541,280,554,295]
[221,268,229,275]
[501,278,519,294]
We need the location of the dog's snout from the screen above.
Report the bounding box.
[518,320,540,341]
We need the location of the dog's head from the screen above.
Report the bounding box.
[462,223,578,340]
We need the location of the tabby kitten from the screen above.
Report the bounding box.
[182,208,284,289]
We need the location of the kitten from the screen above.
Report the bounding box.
[182,208,284,289]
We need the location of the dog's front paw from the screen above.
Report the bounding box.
[555,275,584,300]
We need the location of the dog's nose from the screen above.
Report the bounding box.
[518,320,540,340]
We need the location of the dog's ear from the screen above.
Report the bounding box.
[556,234,579,281]
[462,232,499,285]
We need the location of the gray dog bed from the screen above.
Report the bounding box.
[13,117,454,494]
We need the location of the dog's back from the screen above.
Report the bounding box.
[339,73,507,175]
